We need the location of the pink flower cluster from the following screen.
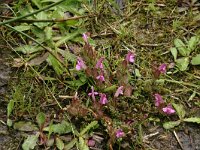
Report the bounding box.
[125,51,135,63]
[95,57,105,82]
[88,86,108,105]
[154,93,175,115]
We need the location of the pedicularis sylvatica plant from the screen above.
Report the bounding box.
[64,33,181,147]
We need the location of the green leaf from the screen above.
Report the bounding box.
[46,54,65,75]
[7,100,14,117]
[183,117,200,124]
[174,38,189,56]
[14,25,31,32]
[64,138,77,150]
[14,121,38,131]
[103,85,117,93]
[135,68,142,77]
[44,27,53,40]
[163,120,181,129]
[176,57,189,71]
[55,30,82,47]
[172,103,186,119]
[15,45,42,54]
[43,121,72,134]
[78,137,89,150]
[170,47,177,61]
[36,112,46,129]
[58,49,76,62]
[22,133,39,150]
[79,121,98,136]
[188,36,199,52]
[34,12,49,28]
[191,54,200,65]
[56,137,64,150]
[7,118,13,127]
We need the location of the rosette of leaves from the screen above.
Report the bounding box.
[170,36,200,71]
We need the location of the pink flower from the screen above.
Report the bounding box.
[82,33,88,44]
[76,57,86,70]
[88,86,98,101]
[162,104,176,115]
[96,75,105,82]
[116,129,125,138]
[95,57,104,69]
[99,93,108,105]
[154,93,164,107]
[158,63,167,74]
[87,138,95,147]
[126,51,135,63]
[114,86,124,97]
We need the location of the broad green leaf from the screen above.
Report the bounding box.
[188,36,199,52]
[135,68,142,77]
[34,12,49,28]
[170,47,177,61]
[44,27,53,40]
[36,112,46,129]
[163,120,181,129]
[183,117,200,124]
[172,103,185,119]
[176,57,189,71]
[14,121,38,131]
[66,79,86,87]
[15,45,42,54]
[56,137,64,150]
[7,99,14,117]
[43,121,72,134]
[7,118,13,127]
[79,121,98,136]
[22,132,39,150]
[174,38,189,56]
[14,25,31,32]
[78,137,89,150]
[55,30,82,47]
[64,138,77,150]
[103,85,117,93]
[191,54,200,65]
[46,54,65,75]
[58,49,76,62]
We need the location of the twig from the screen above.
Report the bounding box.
[173,130,184,150]
[0,0,67,26]
[0,14,95,23]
